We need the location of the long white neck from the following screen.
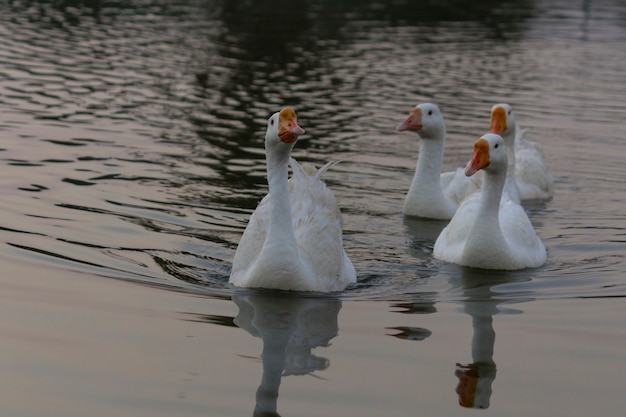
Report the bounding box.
[502,128,516,172]
[464,168,508,256]
[476,169,505,232]
[414,137,445,187]
[264,144,298,254]
[500,128,520,202]
[404,130,457,218]
[407,131,448,203]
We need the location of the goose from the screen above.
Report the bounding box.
[397,103,479,219]
[489,103,553,200]
[433,133,546,270]
[230,107,356,292]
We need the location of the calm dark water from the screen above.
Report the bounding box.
[1,0,625,416]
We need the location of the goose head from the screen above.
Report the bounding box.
[465,133,508,177]
[489,103,517,146]
[265,107,305,152]
[397,102,445,140]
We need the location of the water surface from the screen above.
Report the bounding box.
[1,0,625,416]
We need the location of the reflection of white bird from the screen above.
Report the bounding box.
[489,103,553,200]
[397,103,479,220]
[434,134,546,270]
[455,274,499,409]
[230,107,356,292]
[232,292,341,416]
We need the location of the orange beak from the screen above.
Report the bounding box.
[397,107,423,132]
[489,106,507,134]
[278,107,305,143]
[465,138,490,176]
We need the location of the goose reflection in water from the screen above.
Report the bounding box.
[452,267,531,409]
[231,290,342,417]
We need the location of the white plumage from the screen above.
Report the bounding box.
[230,107,356,292]
[434,133,546,270]
[489,103,553,200]
[397,103,479,219]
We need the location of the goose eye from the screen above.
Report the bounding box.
[270,119,275,125]
[507,110,511,115]
[495,143,499,148]
[428,110,433,115]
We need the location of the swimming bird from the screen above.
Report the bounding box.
[489,103,553,200]
[230,107,356,292]
[397,103,479,219]
[433,133,546,270]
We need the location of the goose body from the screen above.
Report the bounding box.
[489,103,553,200]
[230,107,356,292]
[397,103,479,220]
[434,133,546,270]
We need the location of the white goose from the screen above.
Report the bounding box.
[489,103,553,200]
[230,107,356,292]
[433,133,546,270]
[397,103,479,219]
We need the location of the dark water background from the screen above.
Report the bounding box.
[1,0,625,416]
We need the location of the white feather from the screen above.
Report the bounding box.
[397,103,478,219]
[434,133,546,270]
[230,109,355,292]
[490,103,553,200]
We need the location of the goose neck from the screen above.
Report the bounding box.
[265,146,297,249]
[502,131,516,171]
[478,169,506,220]
[415,136,445,184]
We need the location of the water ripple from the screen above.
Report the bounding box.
[1,0,625,302]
